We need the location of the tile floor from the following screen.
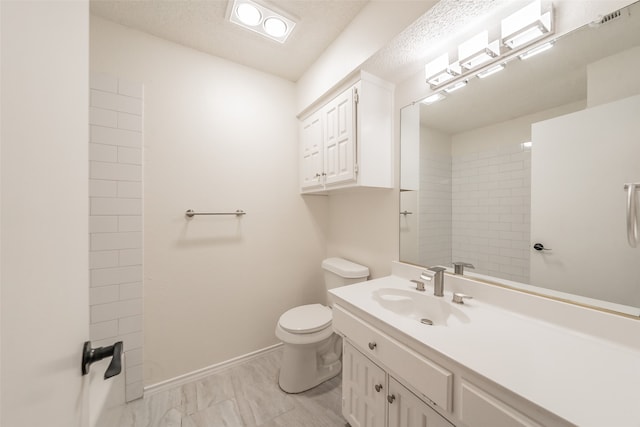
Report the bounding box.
[96,348,347,427]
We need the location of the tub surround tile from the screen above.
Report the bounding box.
[90,72,144,402]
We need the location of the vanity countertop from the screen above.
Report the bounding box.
[330,274,640,427]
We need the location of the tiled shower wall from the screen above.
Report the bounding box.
[89,73,144,402]
[418,127,452,267]
[451,142,531,284]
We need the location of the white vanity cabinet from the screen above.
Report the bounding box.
[334,303,569,427]
[343,340,453,427]
[298,71,393,193]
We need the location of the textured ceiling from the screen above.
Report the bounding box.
[363,0,512,83]
[90,0,369,82]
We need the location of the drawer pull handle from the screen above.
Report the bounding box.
[375,384,383,392]
[368,342,377,350]
[387,394,396,404]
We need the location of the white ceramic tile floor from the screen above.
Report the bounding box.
[96,348,347,426]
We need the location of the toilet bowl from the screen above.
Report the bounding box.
[276,258,369,394]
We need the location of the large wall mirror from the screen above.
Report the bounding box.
[400,1,640,317]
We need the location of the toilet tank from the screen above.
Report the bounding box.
[321,257,369,291]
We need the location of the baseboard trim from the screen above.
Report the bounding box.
[144,342,284,396]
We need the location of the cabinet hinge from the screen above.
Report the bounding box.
[353,88,359,104]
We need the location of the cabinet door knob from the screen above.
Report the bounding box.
[387,394,396,404]
[375,384,383,392]
[368,342,377,350]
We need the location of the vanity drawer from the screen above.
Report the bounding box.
[333,305,453,412]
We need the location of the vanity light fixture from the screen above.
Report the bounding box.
[501,0,553,50]
[421,92,447,105]
[518,41,554,60]
[476,63,505,79]
[458,31,500,71]
[228,0,296,43]
[425,53,462,88]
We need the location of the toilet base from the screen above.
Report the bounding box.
[278,333,342,394]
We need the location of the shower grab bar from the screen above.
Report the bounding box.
[624,183,639,248]
[185,209,246,218]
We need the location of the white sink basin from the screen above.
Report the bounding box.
[372,288,470,326]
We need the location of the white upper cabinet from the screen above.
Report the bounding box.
[298,71,393,193]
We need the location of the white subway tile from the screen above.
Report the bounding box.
[91,232,142,251]
[124,348,143,368]
[90,73,118,93]
[90,285,119,305]
[118,79,144,99]
[117,182,142,199]
[119,216,142,232]
[91,302,120,323]
[91,125,142,148]
[118,112,143,131]
[119,315,143,334]
[90,143,118,163]
[90,251,119,269]
[90,107,118,127]
[120,282,143,300]
[125,364,143,384]
[90,320,118,341]
[91,90,143,115]
[118,147,142,165]
[89,179,117,197]
[90,216,118,233]
[119,248,142,266]
[126,381,143,402]
[91,265,142,287]
[90,162,141,182]
[119,298,143,319]
[91,197,141,216]
[120,329,143,350]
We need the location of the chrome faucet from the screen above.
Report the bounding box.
[452,261,474,275]
[420,267,447,297]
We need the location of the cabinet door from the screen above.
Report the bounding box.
[388,377,454,427]
[342,340,386,427]
[323,87,356,186]
[300,111,324,190]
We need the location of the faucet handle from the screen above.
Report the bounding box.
[452,293,473,304]
[410,280,425,292]
[427,266,447,273]
[452,262,475,275]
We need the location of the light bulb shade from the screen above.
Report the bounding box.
[421,92,446,105]
[425,54,462,88]
[476,63,505,79]
[264,17,287,37]
[501,0,553,49]
[236,3,261,26]
[444,80,467,93]
[518,41,554,60]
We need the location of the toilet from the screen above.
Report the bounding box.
[276,257,369,393]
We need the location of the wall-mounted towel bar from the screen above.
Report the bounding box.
[185,209,246,218]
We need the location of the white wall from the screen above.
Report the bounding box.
[1,1,90,425]
[90,17,329,386]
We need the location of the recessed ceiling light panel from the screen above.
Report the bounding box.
[228,0,297,43]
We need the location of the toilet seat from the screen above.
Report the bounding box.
[278,304,332,334]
